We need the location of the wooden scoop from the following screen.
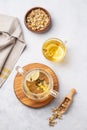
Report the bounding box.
[57,88,76,114]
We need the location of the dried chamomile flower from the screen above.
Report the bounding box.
[25,7,51,33]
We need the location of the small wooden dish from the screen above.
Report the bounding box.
[24,7,51,33]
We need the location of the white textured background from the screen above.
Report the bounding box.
[0,0,87,130]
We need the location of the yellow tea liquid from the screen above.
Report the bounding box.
[42,38,66,62]
[23,69,53,100]
[25,70,49,94]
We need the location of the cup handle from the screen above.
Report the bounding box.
[64,40,69,47]
[16,66,26,76]
[49,89,59,98]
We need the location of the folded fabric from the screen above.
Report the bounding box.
[0,14,26,87]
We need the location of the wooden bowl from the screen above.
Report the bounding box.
[24,7,51,33]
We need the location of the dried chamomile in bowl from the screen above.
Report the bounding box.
[24,7,51,33]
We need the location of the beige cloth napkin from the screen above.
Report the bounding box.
[0,14,26,87]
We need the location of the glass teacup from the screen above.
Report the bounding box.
[16,66,59,101]
[42,38,66,62]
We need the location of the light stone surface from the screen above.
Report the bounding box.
[0,0,87,130]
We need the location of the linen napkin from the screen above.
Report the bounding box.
[0,14,26,87]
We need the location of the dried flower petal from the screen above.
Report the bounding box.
[26,8,50,32]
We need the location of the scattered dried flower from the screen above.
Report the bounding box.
[48,106,62,126]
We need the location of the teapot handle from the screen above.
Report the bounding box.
[16,66,26,76]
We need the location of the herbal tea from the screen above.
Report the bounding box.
[42,38,66,62]
[16,66,58,101]
[24,70,50,94]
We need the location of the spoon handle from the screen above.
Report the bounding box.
[66,88,76,100]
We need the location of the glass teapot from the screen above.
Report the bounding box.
[16,66,59,101]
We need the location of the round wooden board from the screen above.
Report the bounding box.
[14,63,59,108]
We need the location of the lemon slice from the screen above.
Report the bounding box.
[26,70,40,81]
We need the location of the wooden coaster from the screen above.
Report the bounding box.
[14,63,59,108]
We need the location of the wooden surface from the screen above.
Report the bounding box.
[14,63,59,108]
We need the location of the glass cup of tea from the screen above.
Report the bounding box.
[16,66,59,101]
[42,38,66,62]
